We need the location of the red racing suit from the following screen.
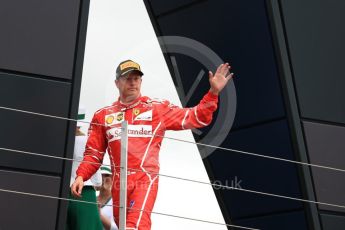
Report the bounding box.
[76,91,218,230]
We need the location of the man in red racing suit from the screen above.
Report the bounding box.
[71,60,233,230]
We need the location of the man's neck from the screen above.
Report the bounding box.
[119,94,140,104]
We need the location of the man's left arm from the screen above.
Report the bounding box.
[161,63,233,130]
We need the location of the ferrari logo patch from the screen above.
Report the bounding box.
[133,109,140,116]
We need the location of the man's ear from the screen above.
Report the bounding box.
[115,79,119,89]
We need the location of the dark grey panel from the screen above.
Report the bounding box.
[208,120,303,219]
[0,0,80,79]
[321,213,345,230]
[54,0,91,228]
[280,0,345,124]
[236,210,308,230]
[266,1,323,228]
[155,0,286,129]
[147,0,199,16]
[303,121,345,212]
[0,73,72,173]
[0,73,71,116]
[0,169,60,230]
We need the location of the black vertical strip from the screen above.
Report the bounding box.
[265,0,321,229]
[55,0,91,229]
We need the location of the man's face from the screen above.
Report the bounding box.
[102,174,112,190]
[115,71,142,100]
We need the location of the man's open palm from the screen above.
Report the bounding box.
[209,63,233,95]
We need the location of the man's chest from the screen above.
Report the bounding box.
[103,104,160,142]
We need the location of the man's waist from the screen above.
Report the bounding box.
[113,167,159,176]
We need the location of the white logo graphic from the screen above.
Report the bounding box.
[134,110,152,121]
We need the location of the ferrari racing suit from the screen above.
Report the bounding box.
[76,91,218,230]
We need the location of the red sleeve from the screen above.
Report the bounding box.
[160,91,218,130]
[76,110,107,181]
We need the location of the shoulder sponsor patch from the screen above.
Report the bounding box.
[105,112,124,126]
[106,115,115,125]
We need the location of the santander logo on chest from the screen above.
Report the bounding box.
[106,125,153,142]
[105,108,153,142]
